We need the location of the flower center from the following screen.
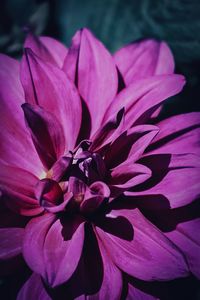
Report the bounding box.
[35,140,110,215]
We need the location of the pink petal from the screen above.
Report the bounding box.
[166,219,200,279]
[23,213,85,287]
[22,103,66,169]
[24,33,68,68]
[0,54,43,176]
[96,208,188,281]
[105,125,159,169]
[147,112,200,156]
[104,75,185,131]
[114,39,174,85]
[127,284,158,300]
[109,163,152,189]
[63,28,118,135]
[23,214,56,278]
[62,30,81,82]
[17,273,51,300]
[127,153,200,208]
[90,108,124,152]
[80,181,110,214]
[0,163,43,216]
[20,48,82,150]
[90,234,123,300]
[0,228,24,260]
[40,36,68,67]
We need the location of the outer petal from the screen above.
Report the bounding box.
[0,163,43,216]
[147,113,200,156]
[126,284,158,300]
[89,231,123,300]
[22,103,66,169]
[17,273,51,300]
[40,36,68,67]
[0,228,24,260]
[96,208,188,281]
[23,214,85,287]
[0,54,43,176]
[104,75,185,131]
[62,30,81,82]
[24,33,68,68]
[63,28,118,135]
[114,39,174,85]
[128,153,200,208]
[166,219,200,279]
[20,49,82,149]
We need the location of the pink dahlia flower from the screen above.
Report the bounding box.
[0,29,200,299]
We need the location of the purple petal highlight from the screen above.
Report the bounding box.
[114,39,174,85]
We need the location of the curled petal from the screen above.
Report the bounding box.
[80,182,110,214]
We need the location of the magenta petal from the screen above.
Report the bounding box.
[96,208,188,281]
[166,219,200,279]
[90,234,123,300]
[62,30,81,82]
[20,48,82,149]
[35,178,63,207]
[0,228,24,260]
[80,182,110,213]
[127,284,157,300]
[147,112,200,156]
[64,28,118,135]
[17,273,51,300]
[22,103,66,169]
[23,214,56,278]
[105,125,159,168]
[110,163,151,189]
[43,218,85,287]
[23,213,85,287]
[40,36,68,67]
[90,108,124,152]
[127,153,200,208]
[24,33,57,65]
[25,33,68,67]
[0,54,43,175]
[0,163,43,216]
[104,75,185,130]
[114,39,174,85]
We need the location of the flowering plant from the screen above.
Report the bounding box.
[0,29,199,299]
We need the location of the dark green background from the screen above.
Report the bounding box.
[0,0,200,299]
[1,0,200,118]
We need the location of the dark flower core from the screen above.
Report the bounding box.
[36,140,111,217]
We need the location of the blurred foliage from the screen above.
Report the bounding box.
[0,0,200,116]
